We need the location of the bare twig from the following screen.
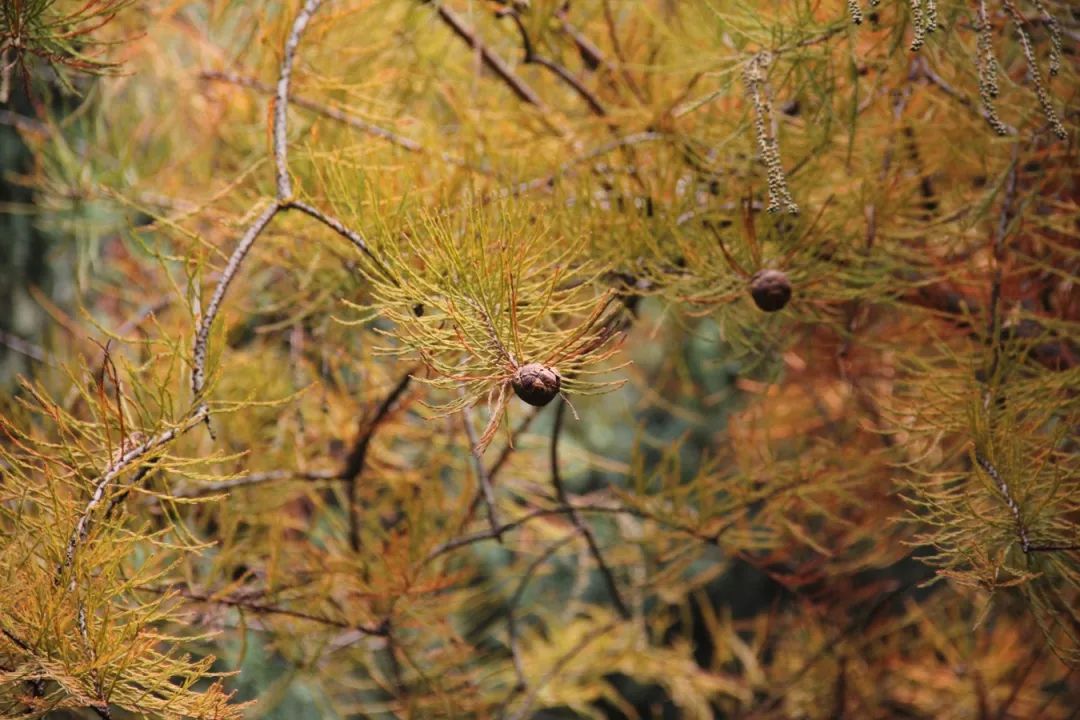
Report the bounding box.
[283,199,394,283]
[0,330,52,365]
[427,2,547,110]
[0,108,48,134]
[985,152,1019,387]
[275,0,325,198]
[462,405,504,543]
[550,399,631,619]
[172,467,341,498]
[556,7,604,71]
[191,202,280,399]
[345,370,415,552]
[424,504,624,564]
[502,532,578,707]
[458,406,543,532]
[139,585,388,636]
[498,8,607,116]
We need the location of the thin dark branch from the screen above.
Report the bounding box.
[427,2,547,110]
[499,8,607,116]
[550,398,631,619]
[462,405,505,544]
[284,200,395,285]
[424,504,623,564]
[986,153,1019,386]
[345,370,415,552]
[139,585,388,636]
[556,8,604,71]
[501,532,577,711]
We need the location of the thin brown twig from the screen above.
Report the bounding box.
[550,398,631,619]
[498,8,607,117]
[427,1,547,110]
[458,405,543,532]
[462,404,505,543]
[172,467,341,498]
[501,532,578,710]
[344,370,415,552]
[191,202,280,399]
[139,585,388,636]
[284,199,394,284]
[556,7,604,71]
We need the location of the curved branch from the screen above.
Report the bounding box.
[275,0,325,199]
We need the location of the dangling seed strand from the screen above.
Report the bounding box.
[743,52,798,215]
[910,0,926,52]
[848,0,863,25]
[1029,0,1062,77]
[1003,0,1067,140]
[976,0,1010,136]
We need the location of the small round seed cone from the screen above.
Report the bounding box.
[511,363,561,406]
[750,269,792,312]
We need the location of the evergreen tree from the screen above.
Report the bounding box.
[1,1,1077,717]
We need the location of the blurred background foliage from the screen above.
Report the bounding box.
[1,0,1078,718]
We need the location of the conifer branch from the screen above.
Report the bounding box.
[201,70,487,173]
[975,454,1080,554]
[504,621,617,720]
[192,0,394,404]
[497,6,607,117]
[60,406,210,576]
